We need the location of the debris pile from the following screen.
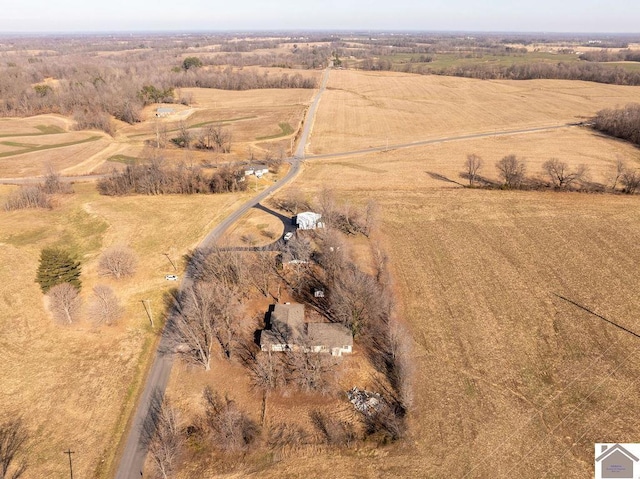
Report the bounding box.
[347,387,383,416]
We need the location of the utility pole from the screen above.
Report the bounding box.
[142,300,154,328]
[64,449,74,479]
[163,252,177,271]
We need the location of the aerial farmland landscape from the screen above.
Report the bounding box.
[1,2,640,479]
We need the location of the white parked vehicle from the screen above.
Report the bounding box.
[283,232,294,241]
[165,274,178,281]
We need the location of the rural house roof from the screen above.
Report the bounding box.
[260,302,352,350]
[271,303,305,331]
[307,323,353,348]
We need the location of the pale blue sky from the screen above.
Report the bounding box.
[1,0,638,33]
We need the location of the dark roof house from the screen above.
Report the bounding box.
[260,303,352,356]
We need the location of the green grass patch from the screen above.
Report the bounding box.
[107,154,139,165]
[0,124,65,138]
[35,124,65,134]
[52,208,108,257]
[4,227,50,247]
[256,122,294,141]
[189,115,257,129]
[1,141,41,148]
[0,135,101,158]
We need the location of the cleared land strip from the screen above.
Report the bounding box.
[306,123,577,160]
[0,135,101,158]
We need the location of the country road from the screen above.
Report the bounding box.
[0,123,579,186]
[113,66,330,479]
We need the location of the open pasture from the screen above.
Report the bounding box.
[0,183,251,478]
[0,135,111,178]
[118,87,314,160]
[304,126,640,188]
[311,70,640,155]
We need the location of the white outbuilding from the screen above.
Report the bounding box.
[295,211,324,230]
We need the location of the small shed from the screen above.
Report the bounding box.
[244,164,270,177]
[296,211,324,230]
[155,107,175,117]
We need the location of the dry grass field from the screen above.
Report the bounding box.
[0,87,315,178]
[304,127,640,187]
[219,72,640,478]
[0,183,251,478]
[310,70,640,155]
[3,62,640,478]
[249,150,640,478]
[117,87,315,160]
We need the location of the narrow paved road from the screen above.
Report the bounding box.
[0,123,579,186]
[114,67,330,479]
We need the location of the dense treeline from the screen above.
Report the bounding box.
[97,160,247,196]
[581,49,640,63]
[412,61,640,85]
[593,104,640,146]
[171,67,316,90]
[0,36,321,132]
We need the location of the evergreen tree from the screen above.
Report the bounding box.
[35,247,82,293]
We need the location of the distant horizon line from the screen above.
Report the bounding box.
[0,29,638,38]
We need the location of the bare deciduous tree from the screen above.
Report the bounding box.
[610,156,626,191]
[171,282,243,369]
[48,283,82,325]
[89,285,124,325]
[141,391,182,479]
[315,228,349,284]
[387,321,414,410]
[271,189,308,214]
[248,249,277,298]
[621,167,640,194]
[496,154,526,189]
[42,165,72,195]
[363,199,381,237]
[542,158,588,189]
[282,351,337,394]
[188,247,247,290]
[330,265,389,336]
[98,246,138,279]
[0,418,28,479]
[3,185,51,211]
[465,153,483,186]
[202,387,259,453]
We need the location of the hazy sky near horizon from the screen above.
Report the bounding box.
[2,0,639,33]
